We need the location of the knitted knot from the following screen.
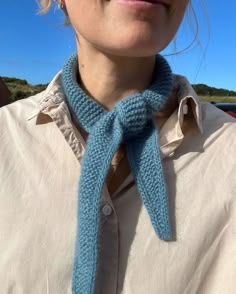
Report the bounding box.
[115,94,148,138]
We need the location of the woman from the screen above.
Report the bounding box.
[0,0,235,293]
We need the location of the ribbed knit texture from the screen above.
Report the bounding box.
[61,54,173,294]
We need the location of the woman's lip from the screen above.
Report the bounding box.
[115,0,170,9]
[116,0,170,5]
[133,0,170,6]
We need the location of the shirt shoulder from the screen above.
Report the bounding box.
[0,91,44,124]
[201,101,236,144]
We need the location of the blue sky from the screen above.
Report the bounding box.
[0,1,235,90]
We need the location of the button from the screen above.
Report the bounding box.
[183,104,188,115]
[102,204,113,216]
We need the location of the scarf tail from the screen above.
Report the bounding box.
[72,119,123,294]
[127,122,172,240]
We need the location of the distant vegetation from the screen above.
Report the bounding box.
[2,76,236,103]
[192,84,236,97]
[192,84,236,103]
[1,77,48,103]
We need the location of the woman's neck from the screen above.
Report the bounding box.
[76,40,156,111]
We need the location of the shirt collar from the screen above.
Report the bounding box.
[174,74,203,133]
[157,74,203,158]
[27,71,65,121]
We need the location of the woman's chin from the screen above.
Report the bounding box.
[100,26,171,56]
[99,38,168,57]
[77,24,171,57]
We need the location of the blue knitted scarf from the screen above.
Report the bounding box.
[62,54,173,294]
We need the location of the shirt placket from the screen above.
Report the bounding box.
[94,186,119,294]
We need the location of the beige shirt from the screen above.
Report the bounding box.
[0,72,236,294]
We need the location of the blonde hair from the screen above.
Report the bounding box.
[38,0,51,14]
[38,0,70,24]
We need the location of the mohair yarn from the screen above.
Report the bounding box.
[62,53,173,294]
